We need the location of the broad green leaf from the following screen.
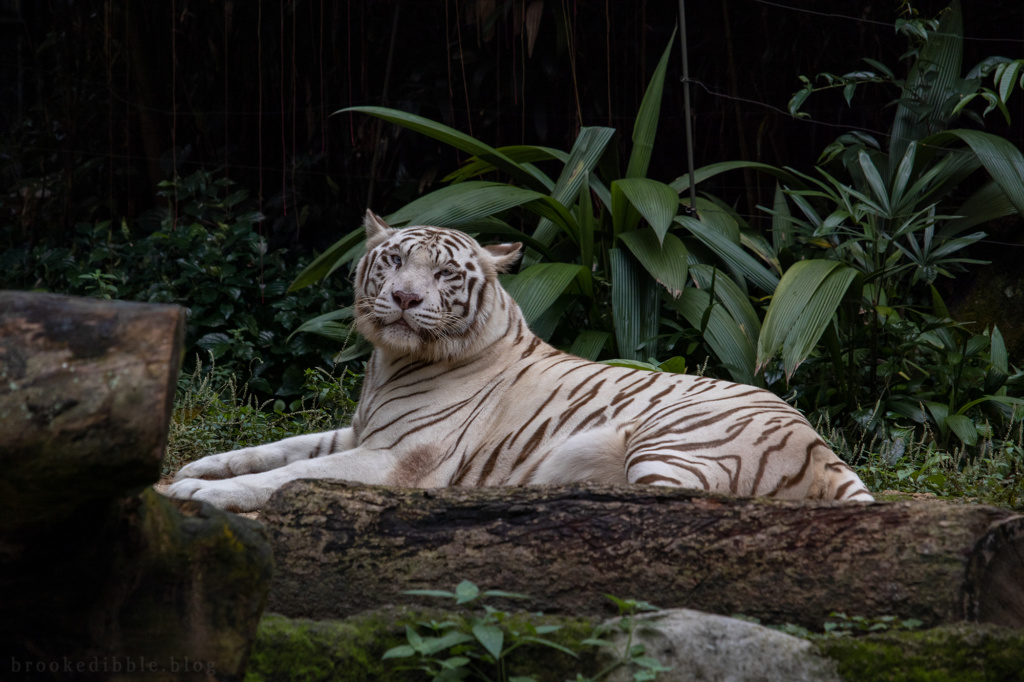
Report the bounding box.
[472,623,504,660]
[757,260,859,378]
[339,106,547,192]
[420,631,476,656]
[602,358,662,372]
[858,150,892,216]
[443,144,567,184]
[530,127,614,249]
[289,226,365,291]
[381,644,415,660]
[613,178,680,243]
[991,326,1008,374]
[332,334,374,364]
[890,0,962,162]
[676,215,780,293]
[666,288,755,384]
[771,183,796,252]
[500,263,588,327]
[569,330,611,360]
[454,580,480,604]
[941,180,1018,237]
[626,29,676,180]
[387,181,549,226]
[945,414,978,446]
[610,248,660,361]
[288,306,353,341]
[619,228,689,298]
[671,161,805,197]
[689,264,761,346]
[926,129,1024,218]
[691,196,740,243]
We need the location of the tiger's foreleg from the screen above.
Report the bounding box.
[165,443,392,512]
[173,428,357,481]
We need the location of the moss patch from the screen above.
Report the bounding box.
[246,609,600,682]
[815,623,1024,681]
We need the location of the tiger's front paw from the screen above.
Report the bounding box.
[175,449,262,481]
[164,476,271,512]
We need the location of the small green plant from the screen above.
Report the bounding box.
[383,580,578,682]
[382,582,671,682]
[580,596,675,682]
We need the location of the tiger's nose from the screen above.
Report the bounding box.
[393,290,422,309]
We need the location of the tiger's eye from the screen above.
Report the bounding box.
[390,254,402,266]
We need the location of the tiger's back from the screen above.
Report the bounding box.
[168,211,872,511]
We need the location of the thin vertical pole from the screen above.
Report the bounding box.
[678,0,697,214]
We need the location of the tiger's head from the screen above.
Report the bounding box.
[354,210,522,362]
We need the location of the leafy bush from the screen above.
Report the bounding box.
[0,169,349,400]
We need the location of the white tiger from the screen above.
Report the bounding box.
[167,210,873,511]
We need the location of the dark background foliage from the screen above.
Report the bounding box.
[1,0,1022,400]
[4,1,1021,243]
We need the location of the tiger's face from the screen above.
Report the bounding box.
[354,211,521,361]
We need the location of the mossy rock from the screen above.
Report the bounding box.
[246,609,599,682]
[247,612,1024,682]
[816,623,1024,681]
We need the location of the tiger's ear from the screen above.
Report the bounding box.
[484,242,523,273]
[364,210,395,250]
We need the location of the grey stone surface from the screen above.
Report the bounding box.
[601,609,840,682]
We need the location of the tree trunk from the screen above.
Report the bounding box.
[263,481,1024,629]
[1,292,272,681]
[0,291,184,532]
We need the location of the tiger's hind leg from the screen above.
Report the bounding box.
[526,423,630,485]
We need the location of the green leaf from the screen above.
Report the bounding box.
[568,330,611,361]
[610,248,660,361]
[925,129,1024,218]
[500,264,588,328]
[689,264,761,346]
[530,127,614,248]
[666,288,756,384]
[619,228,689,298]
[339,106,547,192]
[945,414,978,446]
[404,589,456,598]
[676,215,780,293]
[386,181,549,226]
[991,326,1008,374]
[472,623,504,660]
[757,260,860,378]
[289,227,365,291]
[454,580,480,605]
[288,306,353,341]
[420,631,476,656]
[889,0,962,162]
[443,144,567,184]
[612,178,680,243]
[382,644,416,660]
[626,29,676,180]
[601,358,662,372]
[771,183,796,252]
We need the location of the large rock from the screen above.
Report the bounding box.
[600,609,840,682]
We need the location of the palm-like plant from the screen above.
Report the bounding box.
[290,31,779,385]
